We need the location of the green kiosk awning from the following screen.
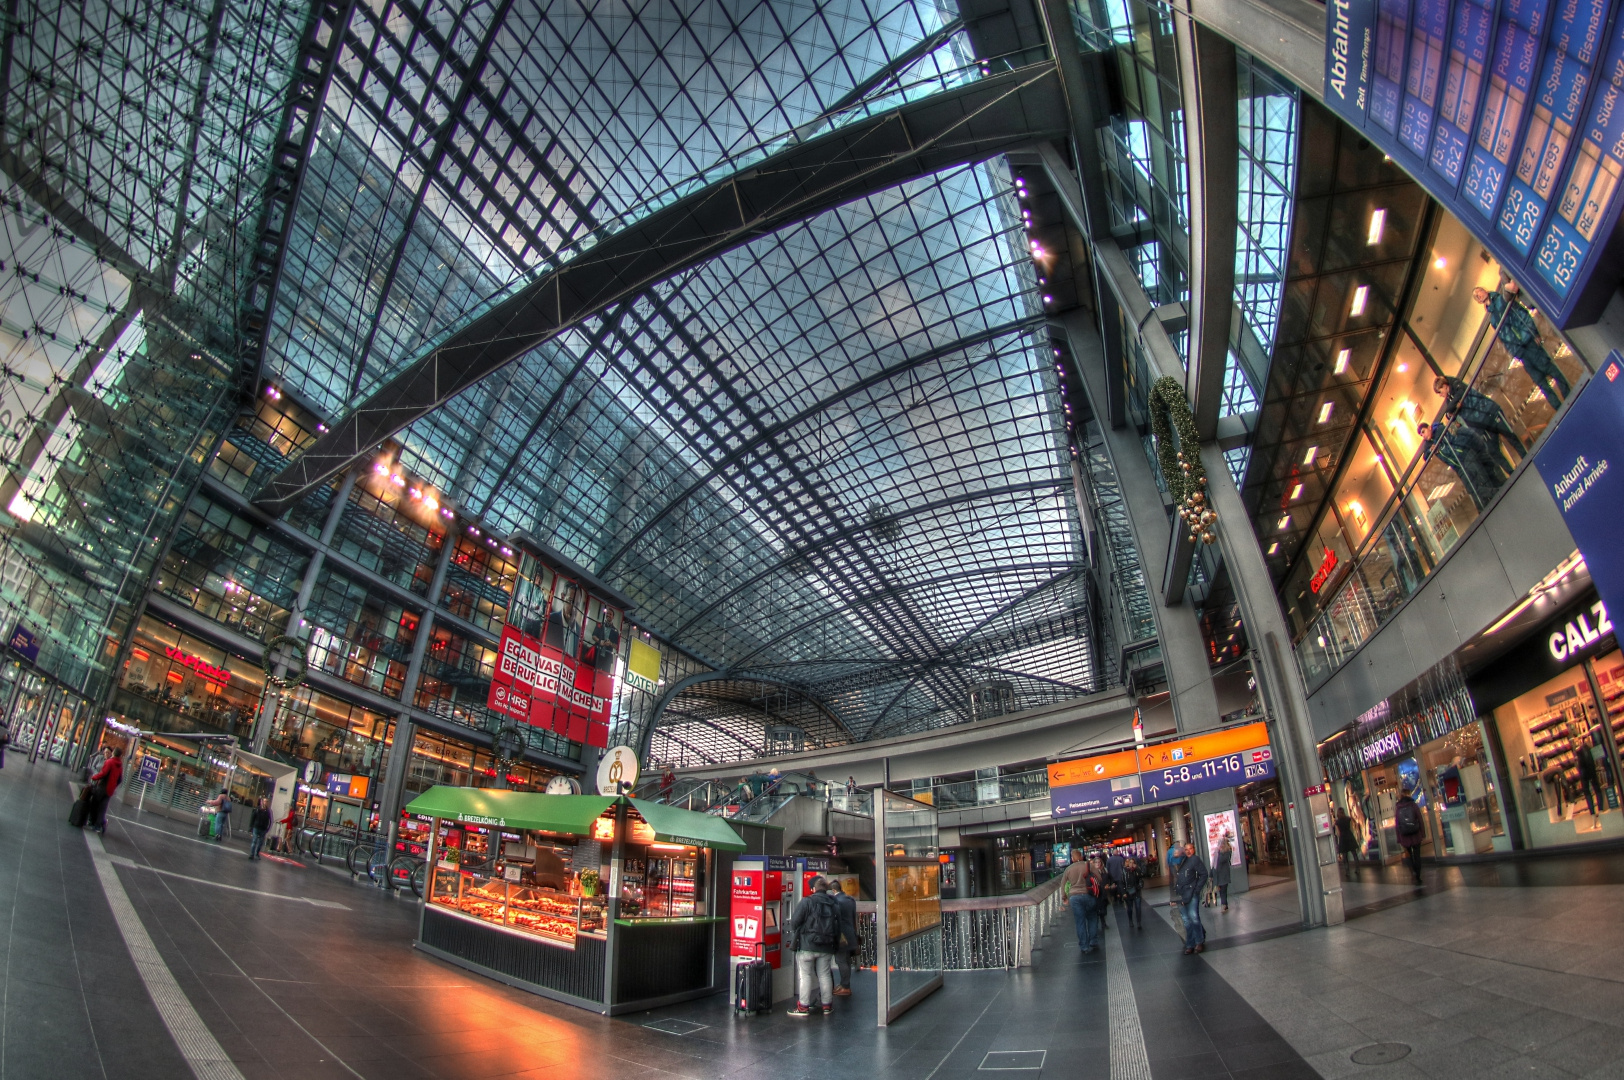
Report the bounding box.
[630,798,746,852]
[402,788,746,852]
[403,789,615,833]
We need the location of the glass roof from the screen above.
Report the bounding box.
[263,0,1105,746]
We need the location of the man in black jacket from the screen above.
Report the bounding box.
[786,878,842,1016]
[248,798,272,860]
[1174,842,1208,954]
[829,880,859,996]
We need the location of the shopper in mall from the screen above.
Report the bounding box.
[1335,808,1361,875]
[1473,281,1570,410]
[1174,842,1207,954]
[1212,838,1234,913]
[1393,787,1426,884]
[785,877,841,1017]
[1119,856,1144,930]
[1576,737,1606,823]
[830,878,858,997]
[248,798,271,860]
[85,750,122,835]
[1060,854,1103,954]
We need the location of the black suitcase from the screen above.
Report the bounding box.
[68,790,90,828]
[734,953,772,1015]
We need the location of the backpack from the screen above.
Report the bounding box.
[801,894,840,950]
[1395,800,1422,837]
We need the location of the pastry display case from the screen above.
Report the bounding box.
[429,867,605,948]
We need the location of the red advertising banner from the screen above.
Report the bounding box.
[486,681,531,724]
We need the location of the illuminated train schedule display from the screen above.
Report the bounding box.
[1047,722,1276,819]
[1324,0,1624,328]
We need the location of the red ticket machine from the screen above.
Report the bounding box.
[729,864,783,969]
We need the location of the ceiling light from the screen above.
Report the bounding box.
[1333,348,1350,374]
[1267,542,1280,555]
[1318,401,1335,423]
[1302,445,1319,465]
[1397,362,1408,372]
[1350,285,1369,316]
[1434,256,1447,269]
[1276,514,1291,531]
[1289,483,1303,499]
[1367,208,1386,245]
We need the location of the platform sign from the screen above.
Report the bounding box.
[1324,0,1624,327]
[1048,722,1275,818]
[136,755,160,785]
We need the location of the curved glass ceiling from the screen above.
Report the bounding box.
[262,0,1107,747]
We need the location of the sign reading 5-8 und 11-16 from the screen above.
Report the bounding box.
[1047,721,1276,819]
[1324,0,1624,328]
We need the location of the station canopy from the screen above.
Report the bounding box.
[259,0,1103,755]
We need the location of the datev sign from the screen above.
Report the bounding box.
[1535,352,1624,637]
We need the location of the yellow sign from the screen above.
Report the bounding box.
[1136,721,1271,772]
[626,638,661,694]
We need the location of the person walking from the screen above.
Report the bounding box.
[1475,281,1569,409]
[1394,787,1426,884]
[1165,842,1185,904]
[1335,808,1360,874]
[1061,854,1103,954]
[85,750,123,834]
[786,878,842,1016]
[1106,849,1126,914]
[1175,841,1208,954]
[1576,737,1606,823]
[1212,839,1234,913]
[213,788,233,842]
[1120,856,1144,929]
[248,798,272,860]
[659,768,675,801]
[829,879,859,997]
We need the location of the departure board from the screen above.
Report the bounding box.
[1325,0,1624,327]
[1047,722,1275,819]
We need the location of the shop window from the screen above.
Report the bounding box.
[113,618,265,742]
[1327,430,1394,550]
[265,687,392,780]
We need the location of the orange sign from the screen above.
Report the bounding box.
[1048,747,1141,787]
[1136,721,1271,772]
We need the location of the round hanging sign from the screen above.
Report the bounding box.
[595,745,640,796]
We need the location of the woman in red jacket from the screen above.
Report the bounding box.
[86,752,123,834]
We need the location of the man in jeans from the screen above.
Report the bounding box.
[1174,841,1208,954]
[786,878,842,1016]
[829,879,859,996]
[1061,855,1102,954]
[248,798,272,860]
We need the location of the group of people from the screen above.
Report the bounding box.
[784,876,860,1017]
[1332,795,1426,885]
[1061,837,1237,956]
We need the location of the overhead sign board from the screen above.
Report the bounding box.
[1048,721,1276,819]
[1323,0,1624,327]
[1534,351,1624,631]
[6,624,38,663]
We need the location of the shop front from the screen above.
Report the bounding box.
[1471,590,1621,850]
[403,787,745,1014]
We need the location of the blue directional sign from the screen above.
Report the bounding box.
[1324,0,1624,328]
[1048,723,1276,820]
[1139,747,1277,805]
[6,625,38,664]
[136,755,161,785]
[1051,774,1144,818]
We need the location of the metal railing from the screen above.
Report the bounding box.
[850,876,1067,970]
[925,768,1048,810]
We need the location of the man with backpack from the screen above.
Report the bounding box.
[829,879,859,997]
[1061,855,1103,954]
[1394,787,1426,884]
[786,878,842,1016]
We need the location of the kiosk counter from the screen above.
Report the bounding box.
[403,787,746,1014]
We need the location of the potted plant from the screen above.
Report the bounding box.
[578,868,599,897]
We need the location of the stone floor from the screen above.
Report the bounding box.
[3,757,1621,1079]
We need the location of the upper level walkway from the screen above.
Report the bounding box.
[3,755,1620,1080]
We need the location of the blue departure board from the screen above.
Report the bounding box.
[1325,0,1624,327]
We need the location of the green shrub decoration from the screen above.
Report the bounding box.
[1148,376,1218,545]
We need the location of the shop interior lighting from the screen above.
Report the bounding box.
[1302,445,1318,465]
[1426,482,1455,501]
[1367,208,1386,245]
[1289,483,1303,500]
[1434,256,1447,269]
[1276,514,1291,531]
[1267,542,1279,555]
[1333,348,1351,374]
[1317,401,1335,423]
[1350,285,1369,316]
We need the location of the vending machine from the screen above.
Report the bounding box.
[729,863,783,968]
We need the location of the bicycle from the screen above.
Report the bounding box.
[387,853,427,896]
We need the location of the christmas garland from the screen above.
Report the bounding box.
[1147,376,1218,545]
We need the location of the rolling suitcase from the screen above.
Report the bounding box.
[734,946,772,1016]
[68,788,90,828]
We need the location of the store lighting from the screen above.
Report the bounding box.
[1289,483,1303,500]
[1302,445,1318,466]
[1397,363,1408,373]
[1333,348,1350,374]
[1267,542,1279,555]
[1318,401,1334,423]
[1043,294,1053,304]
[1350,285,1369,316]
[373,461,388,475]
[317,423,328,433]
[1276,514,1291,531]
[1367,208,1386,245]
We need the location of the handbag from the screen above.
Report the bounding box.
[1202,878,1219,908]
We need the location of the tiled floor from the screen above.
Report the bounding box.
[6,757,1623,1079]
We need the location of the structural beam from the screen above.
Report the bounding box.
[253,63,1071,514]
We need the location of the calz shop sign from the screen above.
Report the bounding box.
[1549,599,1613,663]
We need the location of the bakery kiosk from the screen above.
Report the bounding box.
[405,787,746,1014]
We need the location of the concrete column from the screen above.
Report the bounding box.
[374,530,458,851]
[1058,306,1221,734]
[250,469,358,753]
[1199,441,1336,926]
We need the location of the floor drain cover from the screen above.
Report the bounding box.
[980,1051,1046,1071]
[1351,1044,1411,1065]
[644,1018,707,1035]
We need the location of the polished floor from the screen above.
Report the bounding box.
[2,758,1620,1080]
